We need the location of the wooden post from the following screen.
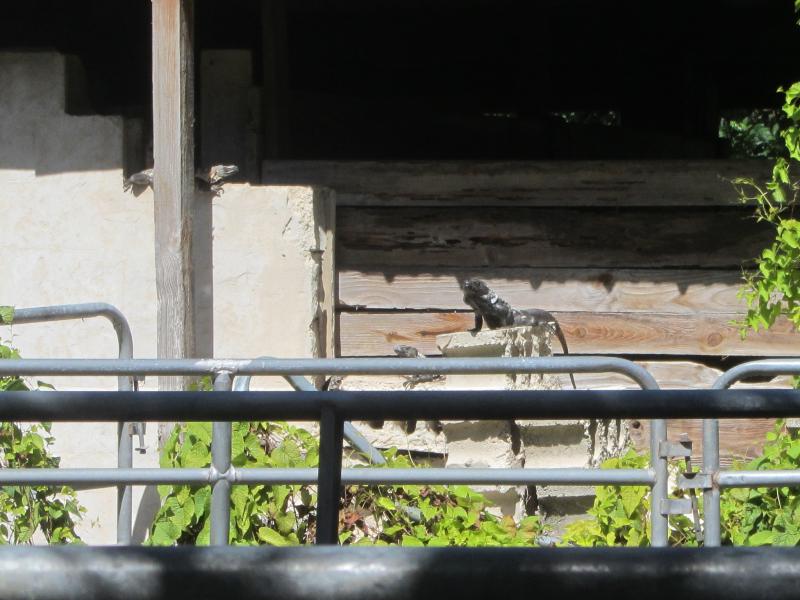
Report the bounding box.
[152,0,197,395]
[318,191,338,359]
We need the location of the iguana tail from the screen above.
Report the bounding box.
[552,321,577,390]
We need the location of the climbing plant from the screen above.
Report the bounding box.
[561,422,800,547]
[148,419,543,547]
[0,306,85,544]
[734,2,800,339]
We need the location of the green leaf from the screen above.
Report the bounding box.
[375,497,396,511]
[401,535,424,547]
[258,527,292,546]
[0,306,14,324]
[184,442,211,468]
[620,487,646,518]
[787,443,800,460]
[197,517,211,546]
[748,530,776,546]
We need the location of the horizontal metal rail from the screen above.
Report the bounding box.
[0,356,659,387]
[0,547,799,600]
[0,389,798,421]
[717,470,800,488]
[0,467,656,487]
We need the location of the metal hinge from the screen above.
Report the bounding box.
[658,438,692,459]
[128,422,147,454]
[660,498,692,515]
[678,471,713,490]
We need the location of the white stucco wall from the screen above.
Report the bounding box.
[0,52,326,543]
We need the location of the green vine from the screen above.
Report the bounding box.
[733,2,800,339]
[0,306,85,544]
[560,450,697,547]
[148,419,543,547]
[562,423,800,547]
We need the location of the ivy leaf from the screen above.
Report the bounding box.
[401,535,424,547]
[184,442,211,468]
[620,487,646,518]
[258,527,292,546]
[748,530,776,546]
[375,497,396,512]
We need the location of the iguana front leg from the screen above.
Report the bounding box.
[470,312,483,333]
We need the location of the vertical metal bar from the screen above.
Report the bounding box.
[210,372,233,546]
[116,334,135,546]
[703,417,721,546]
[316,406,344,545]
[116,419,133,545]
[650,418,669,547]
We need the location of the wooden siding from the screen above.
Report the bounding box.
[326,160,796,464]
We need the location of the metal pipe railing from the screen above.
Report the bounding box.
[0,467,656,487]
[0,356,659,386]
[5,304,136,545]
[705,359,800,547]
[0,356,666,545]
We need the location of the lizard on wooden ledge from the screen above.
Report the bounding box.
[460,277,577,389]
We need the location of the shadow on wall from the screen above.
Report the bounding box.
[0,52,133,175]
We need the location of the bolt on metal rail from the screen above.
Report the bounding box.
[0,355,671,545]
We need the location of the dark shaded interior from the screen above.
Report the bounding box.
[3,0,799,162]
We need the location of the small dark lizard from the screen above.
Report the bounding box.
[393,344,445,434]
[460,278,577,389]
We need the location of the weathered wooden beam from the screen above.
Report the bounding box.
[315,190,338,358]
[261,160,771,207]
[152,0,197,392]
[336,206,772,270]
[338,269,747,314]
[338,311,800,357]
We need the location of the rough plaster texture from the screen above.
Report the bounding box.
[0,52,328,543]
[0,52,161,544]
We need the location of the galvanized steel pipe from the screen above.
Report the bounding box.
[8,303,136,545]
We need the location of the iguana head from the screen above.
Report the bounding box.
[461,278,490,295]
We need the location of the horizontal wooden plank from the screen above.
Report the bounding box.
[630,419,778,468]
[338,269,745,314]
[262,160,770,207]
[338,312,800,357]
[337,206,772,269]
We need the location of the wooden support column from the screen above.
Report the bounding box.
[152,0,197,394]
